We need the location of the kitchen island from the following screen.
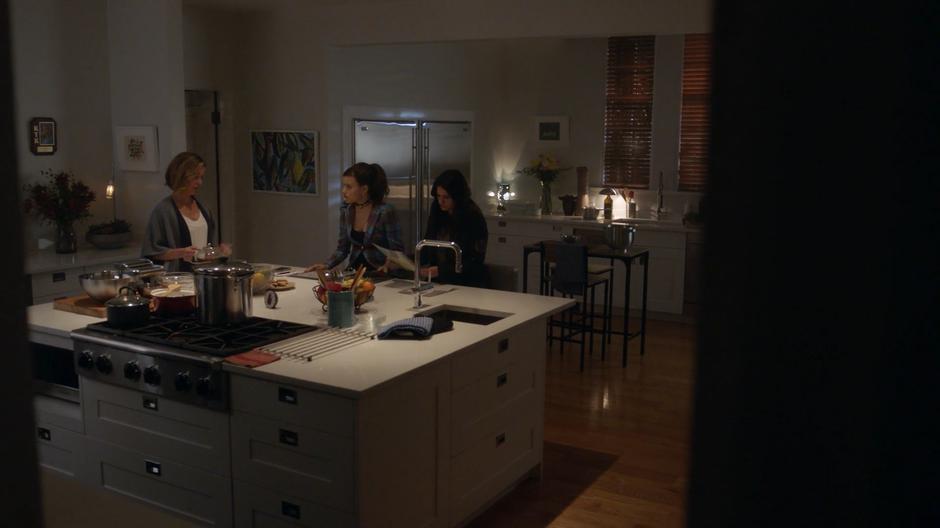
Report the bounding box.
[27,274,572,527]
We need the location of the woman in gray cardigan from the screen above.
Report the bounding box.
[142,152,231,272]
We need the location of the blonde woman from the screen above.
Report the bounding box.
[142,152,231,271]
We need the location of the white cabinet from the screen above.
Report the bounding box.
[30,268,86,304]
[227,319,546,528]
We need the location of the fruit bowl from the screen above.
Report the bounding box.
[314,279,375,312]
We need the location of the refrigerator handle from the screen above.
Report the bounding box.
[411,127,418,247]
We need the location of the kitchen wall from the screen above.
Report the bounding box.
[11,0,711,265]
[11,0,113,245]
[181,5,247,249]
[209,0,712,265]
[107,0,188,242]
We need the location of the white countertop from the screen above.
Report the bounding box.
[27,274,572,398]
[25,242,143,274]
[484,212,701,233]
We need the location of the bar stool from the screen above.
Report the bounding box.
[540,241,610,371]
[572,228,616,349]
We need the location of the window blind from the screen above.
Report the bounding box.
[678,33,712,193]
[603,36,656,189]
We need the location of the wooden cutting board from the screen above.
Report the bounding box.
[53,294,107,318]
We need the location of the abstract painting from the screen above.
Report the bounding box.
[250,130,318,195]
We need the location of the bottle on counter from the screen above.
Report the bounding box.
[628,191,637,219]
[600,187,615,220]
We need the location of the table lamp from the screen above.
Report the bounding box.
[487,183,515,214]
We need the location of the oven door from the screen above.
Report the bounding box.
[31,342,80,403]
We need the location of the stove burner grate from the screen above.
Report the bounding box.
[85,316,319,356]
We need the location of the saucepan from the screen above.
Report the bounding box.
[105,286,151,329]
[149,272,196,316]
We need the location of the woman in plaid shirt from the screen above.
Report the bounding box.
[307,163,404,272]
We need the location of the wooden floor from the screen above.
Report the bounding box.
[468,317,696,528]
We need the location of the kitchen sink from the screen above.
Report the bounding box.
[415,305,512,325]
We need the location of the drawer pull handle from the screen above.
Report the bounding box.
[281,501,301,519]
[279,429,299,446]
[496,433,506,446]
[498,338,509,354]
[498,221,507,227]
[52,272,66,283]
[497,372,508,387]
[278,387,297,405]
[37,427,52,441]
[143,396,158,411]
[145,460,162,476]
[498,237,507,243]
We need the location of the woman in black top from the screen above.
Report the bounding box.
[420,170,489,287]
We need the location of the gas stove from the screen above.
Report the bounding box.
[70,316,319,409]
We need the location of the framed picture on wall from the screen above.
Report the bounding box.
[534,115,569,148]
[250,129,318,195]
[30,117,57,155]
[114,125,159,171]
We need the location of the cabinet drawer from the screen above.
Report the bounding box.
[31,268,84,299]
[488,218,565,238]
[85,437,233,527]
[82,378,231,476]
[231,375,354,437]
[451,322,538,391]
[34,394,83,434]
[451,415,539,523]
[633,229,686,249]
[35,420,89,481]
[233,478,355,528]
[452,374,537,456]
[231,411,355,511]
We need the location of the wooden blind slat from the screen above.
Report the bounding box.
[678,33,712,193]
[604,36,655,189]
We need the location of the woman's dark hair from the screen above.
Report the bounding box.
[343,162,389,204]
[426,169,480,236]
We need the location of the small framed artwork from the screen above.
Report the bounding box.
[250,130,318,195]
[535,115,569,148]
[30,117,57,155]
[115,126,159,171]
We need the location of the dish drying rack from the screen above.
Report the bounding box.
[255,327,374,362]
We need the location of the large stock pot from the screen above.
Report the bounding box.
[193,259,254,325]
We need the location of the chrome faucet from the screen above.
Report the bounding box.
[413,239,462,308]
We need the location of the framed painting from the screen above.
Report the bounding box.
[30,117,57,155]
[534,115,569,148]
[115,125,159,171]
[250,130,318,195]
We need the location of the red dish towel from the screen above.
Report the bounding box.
[225,348,280,368]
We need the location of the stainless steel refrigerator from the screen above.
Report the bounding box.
[352,119,472,253]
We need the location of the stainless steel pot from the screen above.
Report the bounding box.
[604,222,637,254]
[193,260,254,325]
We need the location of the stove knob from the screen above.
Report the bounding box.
[174,371,192,392]
[77,350,94,370]
[123,361,141,381]
[195,376,213,397]
[143,365,161,386]
[95,354,113,374]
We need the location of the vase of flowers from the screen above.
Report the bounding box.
[23,169,95,254]
[517,154,571,216]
